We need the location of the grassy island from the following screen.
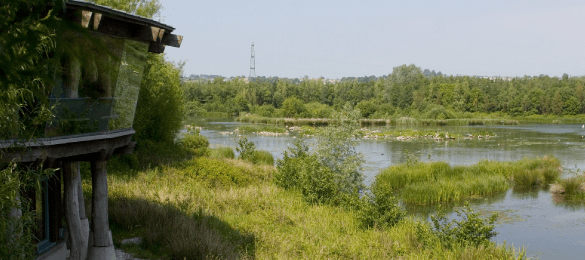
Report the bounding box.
[374,156,561,205]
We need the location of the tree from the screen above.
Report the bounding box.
[1,0,65,141]
[355,100,377,118]
[133,54,184,143]
[281,97,306,117]
[551,90,563,115]
[88,0,162,18]
[1,1,66,258]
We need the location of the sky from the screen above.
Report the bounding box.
[159,0,585,79]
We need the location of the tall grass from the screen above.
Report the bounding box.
[550,174,585,202]
[375,157,561,204]
[508,156,562,187]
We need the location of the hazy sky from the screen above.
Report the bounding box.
[160,0,585,79]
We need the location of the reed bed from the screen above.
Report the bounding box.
[550,174,585,202]
[238,114,519,127]
[374,157,561,204]
[236,125,287,134]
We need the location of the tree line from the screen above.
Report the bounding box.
[183,64,585,119]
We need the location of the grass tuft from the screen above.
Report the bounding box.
[374,157,561,204]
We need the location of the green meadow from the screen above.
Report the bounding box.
[77,137,529,259]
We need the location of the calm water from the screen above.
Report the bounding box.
[190,118,585,259]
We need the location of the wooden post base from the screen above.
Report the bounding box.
[87,230,116,260]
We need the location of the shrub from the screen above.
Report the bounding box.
[355,192,405,229]
[183,157,271,188]
[274,138,308,190]
[235,137,256,162]
[276,104,365,205]
[0,165,55,259]
[180,131,209,157]
[209,147,235,159]
[355,100,377,118]
[133,54,185,143]
[304,102,334,118]
[281,97,306,117]
[424,105,455,120]
[250,150,274,165]
[251,104,276,117]
[427,203,498,249]
[276,138,344,205]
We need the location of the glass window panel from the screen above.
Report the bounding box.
[108,40,148,131]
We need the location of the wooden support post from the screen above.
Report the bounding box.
[63,161,87,260]
[90,160,111,246]
[76,165,90,257]
[77,167,87,219]
[88,159,116,259]
[48,168,61,242]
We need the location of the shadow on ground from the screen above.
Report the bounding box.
[105,197,255,260]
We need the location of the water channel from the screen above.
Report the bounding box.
[189,117,585,259]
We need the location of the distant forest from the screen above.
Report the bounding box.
[182,64,585,119]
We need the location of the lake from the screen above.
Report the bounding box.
[188,118,585,259]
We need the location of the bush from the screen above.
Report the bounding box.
[250,150,274,165]
[355,100,377,118]
[133,54,185,143]
[1,165,55,259]
[234,137,273,165]
[276,139,342,204]
[276,105,366,205]
[180,131,209,157]
[355,192,405,229]
[423,203,498,249]
[424,105,455,120]
[251,104,276,117]
[304,102,334,118]
[235,137,256,162]
[274,139,309,190]
[183,157,271,188]
[281,97,306,118]
[209,147,235,159]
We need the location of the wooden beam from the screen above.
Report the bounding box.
[113,141,136,155]
[1,132,133,163]
[93,13,102,30]
[161,34,183,48]
[151,26,161,41]
[148,42,165,54]
[81,10,92,28]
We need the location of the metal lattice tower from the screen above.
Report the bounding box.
[249,42,256,78]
